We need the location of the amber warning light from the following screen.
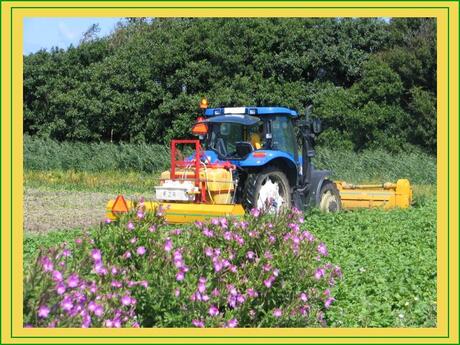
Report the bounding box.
[192,122,208,136]
[199,98,208,109]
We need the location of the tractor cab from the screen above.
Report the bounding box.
[195,107,299,162]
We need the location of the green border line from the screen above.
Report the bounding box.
[2,0,459,3]
[7,4,453,340]
[0,0,2,343]
[9,6,13,342]
[7,6,453,9]
[446,4,450,340]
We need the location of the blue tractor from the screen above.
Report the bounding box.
[192,104,342,213]
[107,101,411,222]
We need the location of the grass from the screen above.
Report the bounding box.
[24,135,170,173]
[23,228,84,268]
[25,170,159,194]
[24,136,436,185]
[304,199,437,327]
[313,147,437,185]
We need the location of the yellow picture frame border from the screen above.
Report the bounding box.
[1,1,458,343]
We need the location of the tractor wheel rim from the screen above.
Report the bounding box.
[257,177,285,212]
[320,191,338,212]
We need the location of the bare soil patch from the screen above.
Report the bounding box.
[24,188,116,233]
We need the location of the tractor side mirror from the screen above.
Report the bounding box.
[312,118,322,134]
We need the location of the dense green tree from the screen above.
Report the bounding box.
[23,18,436,152]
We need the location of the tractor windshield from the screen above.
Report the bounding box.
[206,122,264,159]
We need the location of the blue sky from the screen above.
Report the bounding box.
[24,17,391,55]
[23,17,121,55]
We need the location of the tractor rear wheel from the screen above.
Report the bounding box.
[319,180,342,213]
[243,167,291,213]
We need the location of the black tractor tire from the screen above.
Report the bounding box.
[242,167,291,212]
[318,180,342,213]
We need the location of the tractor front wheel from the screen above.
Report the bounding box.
[243,167,291,213]
[319,181,342,213]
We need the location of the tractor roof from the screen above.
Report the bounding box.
[204,107,298,118]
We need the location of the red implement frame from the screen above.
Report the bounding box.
[170,139,206,203]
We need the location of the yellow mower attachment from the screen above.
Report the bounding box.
[106,195,245,224]
[335,178,412,210]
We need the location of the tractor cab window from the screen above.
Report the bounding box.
[206,122,264,159]
[269,116,297,158]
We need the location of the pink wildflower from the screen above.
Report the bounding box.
[38,305,50,318]
[314,268,325,280]
[192,319,204,327]
[212,257,223,272]
[300,292,308,302]
[111,280,122,288]
[136,246,146,256]
[273,308,283,318]
[67,274,79,288]
[60,297,73,311]
[264,278,273,288]
[250,208,260,217]
[121,295,132,306]
[56,283,66,295]
[127,221,135,230]
[324,297,335,309]
[94,305,104,317]
[41,257,53,272]
[247,288,258,298]
[317,243,328,256]
[176,271,185,281]
[52,270,63,282]
[208,305,219,316]
[202,228,214,237]
[91,249,102,262]
[164,238,173,252]
[227,318,238,328]
[246,251,255,260]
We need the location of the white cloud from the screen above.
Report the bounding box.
[58,21,77,41]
